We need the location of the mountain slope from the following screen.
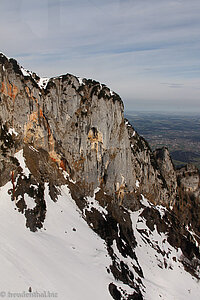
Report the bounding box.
[0,150,199,299]
[0,182,112,299]
[0,53,200,299]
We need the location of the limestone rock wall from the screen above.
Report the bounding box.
[126,120,175,205]
[0,53,192,207]
[42,76,136,201]
[154,147,178,205]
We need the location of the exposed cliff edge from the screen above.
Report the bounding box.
[0,53,179,204]
[0,53,200,299]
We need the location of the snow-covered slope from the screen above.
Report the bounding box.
[0,150,199,300]
[131,203,200,300]
[0,176,113,299]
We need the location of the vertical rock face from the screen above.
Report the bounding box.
[0,53,175,207]
[0,52,199,210]
[42,76,135,200]
[154,147,178,206]
[126,121,175,206]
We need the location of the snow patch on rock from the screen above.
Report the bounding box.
[77,77,85,85]
[20,66,33,77]
[14,150,30,177]
[8,128,18,136]
[38,77,50,89]
[84,188,108,218]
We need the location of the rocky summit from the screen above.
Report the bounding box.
[0,53,200,300]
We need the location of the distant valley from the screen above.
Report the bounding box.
[125,111,200,170]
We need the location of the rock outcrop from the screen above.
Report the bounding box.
[174,164,200,236]
[153,147,178,206]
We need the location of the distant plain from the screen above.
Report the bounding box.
[125,111,200,170]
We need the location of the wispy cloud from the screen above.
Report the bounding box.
[161,83,185,89]
[0,0,200,111]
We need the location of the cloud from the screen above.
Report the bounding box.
[0,0,200,111]
[161,83,185,88]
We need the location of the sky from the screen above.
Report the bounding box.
[0,0,200,112]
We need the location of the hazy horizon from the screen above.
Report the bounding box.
[124,102,200,114]
[125,108,200,115]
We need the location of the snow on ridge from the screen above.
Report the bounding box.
[20,64,49,89]
[77,77,85,85]
[110,89,114,96]
[20,65,33,77]
[38,77,50,89]
[0,52,9,59]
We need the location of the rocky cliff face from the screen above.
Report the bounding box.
[0,53,200,299]
[0,53,177,206]
[174,164,200,236]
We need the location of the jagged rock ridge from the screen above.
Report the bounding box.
[0,52,200,299]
